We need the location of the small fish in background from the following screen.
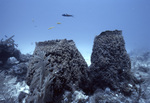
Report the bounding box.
[57,22,61,24]
[31,42,34,45]
[5,35,8,38]
[32,18,38,28]
[62,14,73,17]
[48,27,55,30]
[32,18,35,23]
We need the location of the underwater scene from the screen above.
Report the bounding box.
[0,0,150,103]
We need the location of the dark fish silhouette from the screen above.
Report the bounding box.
[62,14,73,17]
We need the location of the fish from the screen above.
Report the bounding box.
[48,27,55,30]
[32,19,35,23]
[62,14,73,17]
[57,22,61,24]
[31,42,34,45]
[5,35,8,38]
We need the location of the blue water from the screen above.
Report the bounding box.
[0,0,150,65]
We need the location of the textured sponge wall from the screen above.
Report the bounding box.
[26,39,89,103]
[90,30,133,95]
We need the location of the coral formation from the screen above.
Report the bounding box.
[0,35,30,103]
[0,35,21,67]
[2,30,149,103]
[25,30,138,102]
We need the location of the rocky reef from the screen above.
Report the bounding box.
[24,30,137,103]
[1,30,150,103]
[0,35,21,67]
[0,36,30,103]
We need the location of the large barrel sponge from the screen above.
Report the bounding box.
[26,39,89,103]
[90,30,134,95]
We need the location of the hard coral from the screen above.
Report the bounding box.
[0,35,20,67]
